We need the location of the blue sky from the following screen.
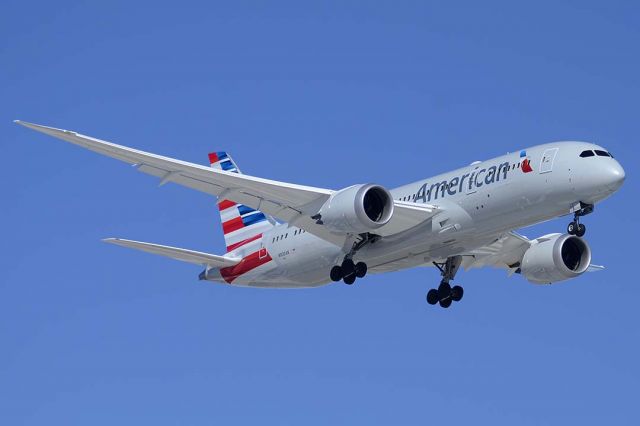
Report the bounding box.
[2,1,638,424]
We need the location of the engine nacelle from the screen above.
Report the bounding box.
[521,234,592,284]
[317,184,394,234]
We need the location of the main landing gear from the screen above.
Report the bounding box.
[330,259,367,285]
[329,233,379,285]
[567,202,593,238]
[426,256,464,308]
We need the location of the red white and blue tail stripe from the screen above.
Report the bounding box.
[209,152,275,254]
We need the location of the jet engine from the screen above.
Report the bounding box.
[317,184,394,234]
[520,234,592,284]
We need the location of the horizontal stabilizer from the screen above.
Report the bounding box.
[103,238,241,267]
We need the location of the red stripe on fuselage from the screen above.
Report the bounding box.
[226,233,262,252]
[220,250,272,283]
[222,216,244,234]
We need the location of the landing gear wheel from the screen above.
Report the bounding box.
[437,281,452,300]
[576,223,586,237]
[567,221,577,235]
[330,266,343,282]
[439,298,452,308]
[451,285,464,302]
[426,289,439,305]
[355,262,367,278]
[341,259,355,276]
[343,274,356,285]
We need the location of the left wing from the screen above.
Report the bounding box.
[16,121,438,246]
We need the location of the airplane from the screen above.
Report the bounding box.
[15,120,625,308]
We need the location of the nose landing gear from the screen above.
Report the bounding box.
[426,256,464,308]
[567,202,593,237]
[567,221,586,237]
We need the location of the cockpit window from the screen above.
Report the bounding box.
[594,150,611,157]
[580,150,595,158]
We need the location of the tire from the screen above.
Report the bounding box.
[576,223,586,237]
[330,266,343,282]
[343,274,356,285]
[437,282,452,300]
[439,298,452,308]
[355,262,368,278]
[567,222,577,235]
[426,289,439,305]
[341,259,355,276]
[451,285,464,302]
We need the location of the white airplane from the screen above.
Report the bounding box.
[15,120,626,308]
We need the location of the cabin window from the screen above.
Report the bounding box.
[580,150,595,157]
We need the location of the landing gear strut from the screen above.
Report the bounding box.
[329,233,378,285]
[426,256,464,308]
[567,202,593,237]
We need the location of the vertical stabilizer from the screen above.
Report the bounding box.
[208,152,275,252]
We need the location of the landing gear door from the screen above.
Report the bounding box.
[539,148,558,174]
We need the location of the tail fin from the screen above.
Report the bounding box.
[209,152,275,252]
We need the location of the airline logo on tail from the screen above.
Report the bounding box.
[209,151,275,283]
[209,151,274,253]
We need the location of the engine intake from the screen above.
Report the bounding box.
[521,234,591,284]
[318,184,394,234]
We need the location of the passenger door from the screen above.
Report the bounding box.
[539,148,559,174]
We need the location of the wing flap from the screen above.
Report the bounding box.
[103,238,241,267]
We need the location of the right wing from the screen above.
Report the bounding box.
[103,238,241,268]
[16,121,439,246]
[461,232,605,274]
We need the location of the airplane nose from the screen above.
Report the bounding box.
[604,161,625,192]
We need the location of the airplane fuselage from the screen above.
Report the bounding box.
[214,141,624,287]
[16,120,626,306]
